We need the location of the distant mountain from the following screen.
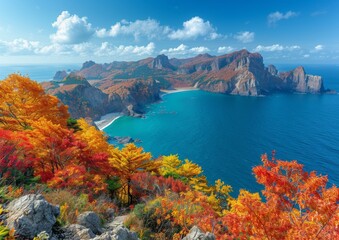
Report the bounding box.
[44,50,327,120]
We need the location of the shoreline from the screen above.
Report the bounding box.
[160,87,199,97]
[96,88,199,130]
[94,112,123,130]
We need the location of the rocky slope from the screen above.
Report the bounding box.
[46,50,327,120]
[42,74,160,120]
[2,194,214,240]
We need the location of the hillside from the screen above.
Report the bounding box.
[0,74,338,240]
[44,50,327,121]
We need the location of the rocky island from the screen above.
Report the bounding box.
[42,50,328,121]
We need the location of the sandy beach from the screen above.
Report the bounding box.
[160,87,199,97]
[94,112,123,130]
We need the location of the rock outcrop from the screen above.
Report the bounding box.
[53,70,68,80]
[151,54,175,70]
[42,74,124,120]
[77,211,103,235]
[278,66,324,93]
[182,226,215,240]
[93,226,139,240]
[5,194,60,239]
[63,224,96,240]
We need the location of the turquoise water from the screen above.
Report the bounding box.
[105,65,339,194]
[0,64,80,82]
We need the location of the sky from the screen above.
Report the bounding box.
[0,0,338,64]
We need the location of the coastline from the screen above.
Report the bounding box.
[160,87,199,97]
[96,88,199,131]
[94,112,123,130]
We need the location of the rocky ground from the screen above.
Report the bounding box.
[2,194,215,240]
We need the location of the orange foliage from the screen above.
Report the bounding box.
[222,153,339,239]
[109,144,159,204]
[47,165,107,196]
[0,74,69,130]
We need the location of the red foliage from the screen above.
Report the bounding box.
[130,172,188,201]
[0,129,34,183]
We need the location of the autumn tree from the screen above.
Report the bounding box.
[0,74,69,131]
[0,129,34,185]
[26,117,78,181]
[222,153,339,239]
[109,144,159,205]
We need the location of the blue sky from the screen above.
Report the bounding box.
[0,0,338,64]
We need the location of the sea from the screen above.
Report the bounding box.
[0,64,80,82]
[1,63,338,195]
[104,64,339,195]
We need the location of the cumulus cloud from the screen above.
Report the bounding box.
[0,38,40,54]
[96,18,169,40]
[168,16,219,40]
[190,46,210,54]
[268,11,298,26]
[234,31,254,43]
[95,42,155,57]
[254,44,300,52]
[314,44,324,51]
[50,11,94,44]
[160,44,188,55]
[217,46,234,54]
[160,44,210,56]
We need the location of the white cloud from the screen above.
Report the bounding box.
[314,44,324,51]
[95,42,155,57]
[96,18,170,40]
[303,54,310,58]
[217,46,234,53]
[234,31,254,43]
[268,11,298,26]
[35,44,67,55]
[160,44,188,55]
[0,38,40,54]
[168,16,219,40]
[50,11,94,44]
[254,44,300,52]
[190,46,210,54]
[160,44,210,57]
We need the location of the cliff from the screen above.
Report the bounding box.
[73,50,325,96]
[47,50,326,120]
[42,74,160,120]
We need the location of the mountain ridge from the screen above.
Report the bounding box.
[43,50,329,120]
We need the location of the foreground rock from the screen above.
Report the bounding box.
[93,226,139,240]
[63,224,96,240]
[182,226,215,240]
[5,194,60,239]
[77,211,103,235]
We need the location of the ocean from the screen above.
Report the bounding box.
[1,63,338,195]
[0,64,80,82]
[105,64,339,195]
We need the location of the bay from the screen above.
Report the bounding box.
[105,65,339,194]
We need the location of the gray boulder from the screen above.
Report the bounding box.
[93,226,139,240]
[5,194,60,239]
[182,226,215,240]
[77,211,103,235]
[63,224,95,240]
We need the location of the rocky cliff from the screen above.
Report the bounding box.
[73,50,325,96]
[48,50,326,120]
[42,74,160,120]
